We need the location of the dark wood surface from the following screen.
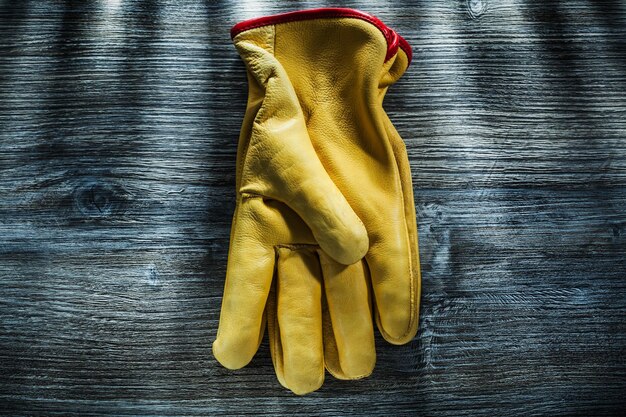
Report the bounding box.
[1,0,625,415]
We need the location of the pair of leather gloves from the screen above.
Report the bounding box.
[212,8,421,395]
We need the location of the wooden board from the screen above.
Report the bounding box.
[1,0,625,415]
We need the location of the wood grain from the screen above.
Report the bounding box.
[1,0,625,415]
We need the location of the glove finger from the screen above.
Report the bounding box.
[269,247,324,395]
[375,111,421,345]
[367,234,418,345]
[359,88,420,345]
[234,38,369,265]
[318,251,375,380]
[212,198,275,370]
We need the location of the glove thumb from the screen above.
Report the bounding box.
[234,36,369,265]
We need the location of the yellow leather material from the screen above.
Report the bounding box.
[213,9,421,395]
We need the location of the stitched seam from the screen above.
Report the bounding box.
[275,243,320,251]
[268,257,283,383]
[240,192,264,200]
[327,368,374,381]
[378,118,417,343]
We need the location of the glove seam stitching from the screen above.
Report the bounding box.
[240,192,264,200]
[275,243,320,251]
[377,119,418,343]
[325,366,374,381]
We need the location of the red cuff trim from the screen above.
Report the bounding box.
[231,8,412,66]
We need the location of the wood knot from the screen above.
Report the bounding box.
[72,179,127,218]
[146,264,161,287]
[467,0,487,19]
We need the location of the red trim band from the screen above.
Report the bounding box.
[397,34,413,64]
[230,8,412,65]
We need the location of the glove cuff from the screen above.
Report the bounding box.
[231,7,412,65]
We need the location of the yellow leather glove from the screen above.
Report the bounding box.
[213,8,421,395]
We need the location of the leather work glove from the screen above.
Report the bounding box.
[213,8,421,395]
